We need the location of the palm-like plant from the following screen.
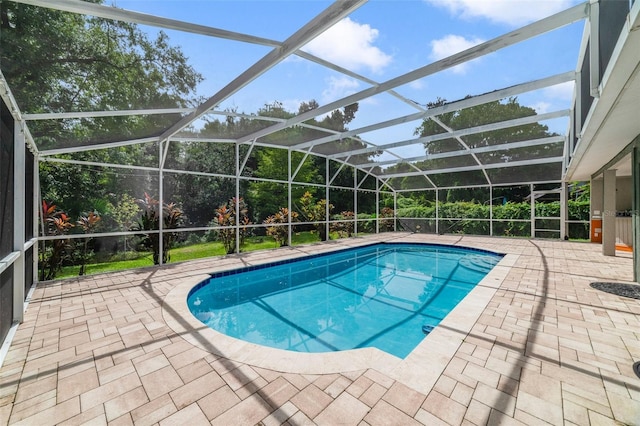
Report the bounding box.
[213,197,251,254]
[133,193,184,264]
[163,202,183,262]
[76,211,101,275]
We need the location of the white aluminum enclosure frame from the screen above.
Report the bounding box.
[2,0,624,361]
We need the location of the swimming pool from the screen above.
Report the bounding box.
[187,243,502,358]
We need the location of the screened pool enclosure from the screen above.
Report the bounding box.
[1,0,639,347]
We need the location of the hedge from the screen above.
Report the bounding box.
[396,200,590,239]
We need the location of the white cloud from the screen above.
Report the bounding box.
[429,34,485,74]
[321,75,360,103]
[532,101,552,114]
[543,81,574,101]
[426,0,576,27]
[302,18,392,73]
[408,79,426,90]
[281,99,305,114]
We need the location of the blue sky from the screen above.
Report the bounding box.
[114,0,585,158]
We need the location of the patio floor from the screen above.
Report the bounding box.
[1,233,639,425]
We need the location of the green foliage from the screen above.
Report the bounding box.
[246,148,321,221]
[384,97,561,191]
[396,205,434,218]
[53,232,323,278]
[439,202,489,220]
[1,2,202,140]
[568,200,590,221]
[355,213,377,234]
[396,200,590,238]
[245,101,374,221]
[331,211,355,238]
[164,141,238,226]
[111,194,141,228]
[298,191,334,241]
[2,1,204,236]
[110,193,141,253]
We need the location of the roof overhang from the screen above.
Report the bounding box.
[565,0,640,180]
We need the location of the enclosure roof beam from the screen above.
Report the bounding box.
[430,115,492,186]
[359,135,566,167]
[39,137,159,157]
[291,71,575,151]
[0,70,38,153]
[294,51,427,115]
[23,108,195,120]
[12,1,428,125]
[378,156,564,179]
[331,109,570,158]
[235,3,588,145]
[167,137,236,144]
[155,0,366,143]
[393,178,561,192]
[11,0,280,47]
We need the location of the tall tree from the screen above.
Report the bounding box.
[1,1,202,223]
[245,101,369,221]
[387,97,561,194]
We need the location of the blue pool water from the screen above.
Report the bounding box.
[188,243,502,358]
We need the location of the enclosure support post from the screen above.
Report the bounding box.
[36,155,43,282]
[288,150,293,247]
[602,169,616,256]
[489,185,494,237]
[560,181,568,240]
[13,121,25,322]
[353,166,358,236]
[632,144,640,282]
[435,189,439,235]
[158,140,163,265]
[235,142,241,254]
[393,191,397,232]
[530,184,535,238]
[375,179,379,234]
[325,158,330,241]
[33,151,39,284]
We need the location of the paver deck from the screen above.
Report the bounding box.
[1,233,639,425]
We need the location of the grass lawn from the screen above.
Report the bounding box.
[54,232,327,279]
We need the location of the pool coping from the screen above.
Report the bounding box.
[162,242,516,396]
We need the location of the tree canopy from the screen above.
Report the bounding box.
[384,97,562,194]
[1,1,203,150]
[1,0,203,223]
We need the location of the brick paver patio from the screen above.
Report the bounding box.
[1,234,639,425]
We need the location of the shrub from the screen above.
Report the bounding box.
[212,197,251,254]
[39,200,75,280]
[299,191,333,241]
[132,193,184,264]
[264,208,298,246]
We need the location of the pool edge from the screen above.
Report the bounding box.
[161,239,516,396]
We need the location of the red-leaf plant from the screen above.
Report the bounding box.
[39,200,75,280]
